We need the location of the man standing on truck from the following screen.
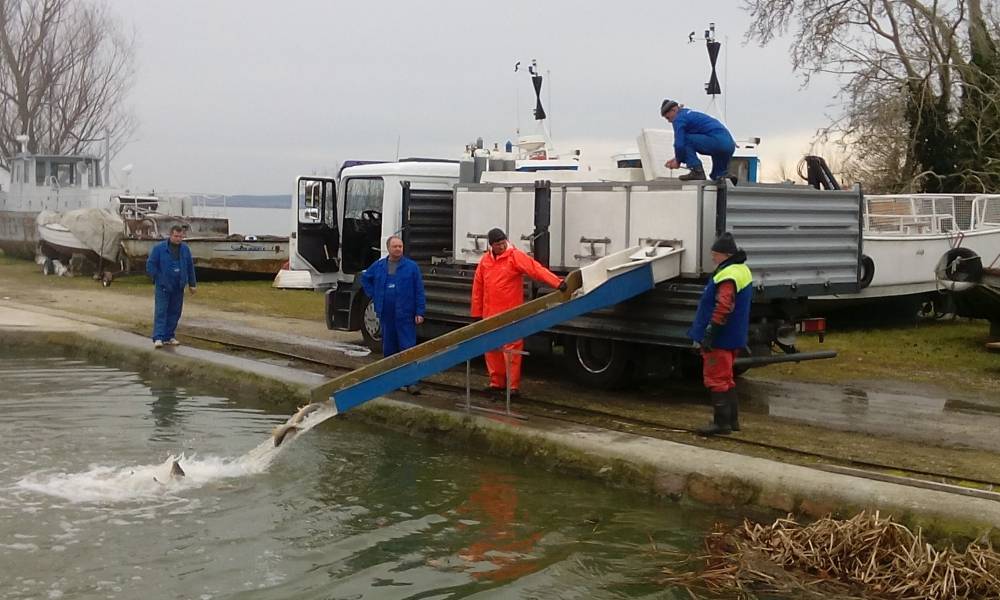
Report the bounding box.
[147,225,197,348]
[472,228,566,396]
[661,99,736,182]
[688,232,752,435]
[361,236,426,393]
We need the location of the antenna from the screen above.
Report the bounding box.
[724,34,729,122]
[395,134,400,162]
[701,22,723,117]
[547,68,552,141]
[514,61,521,136]
[121,164,133,192]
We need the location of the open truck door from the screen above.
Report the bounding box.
[292,176,339,274]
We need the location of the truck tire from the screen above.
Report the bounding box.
[359,295,383,353]
[42,258,55,275]
[564,335,634,389]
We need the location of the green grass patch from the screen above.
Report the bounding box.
[0,255,325,322]
[761,319,1000,393]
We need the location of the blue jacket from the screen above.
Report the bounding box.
[672,108,732,156]
[360,256,426,321]
[688,252,753,350]
[146,240,196,291]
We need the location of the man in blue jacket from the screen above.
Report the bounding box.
[146,225,197,348]
[661,99,736,181]
[687,232,752,435]
[360,235,426,393]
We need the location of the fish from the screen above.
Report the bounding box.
[272,402,325,447]
[152,458,185,484]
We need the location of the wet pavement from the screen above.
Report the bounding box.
[744,379,1000,453]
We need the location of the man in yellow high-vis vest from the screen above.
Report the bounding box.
[687,232,753,435]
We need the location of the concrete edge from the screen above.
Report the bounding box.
[3,313,999,546]
[349,399,1000,545]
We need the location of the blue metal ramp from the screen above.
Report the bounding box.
[311,245,684,412]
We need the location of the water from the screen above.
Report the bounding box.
[193,206,292,237]
[0,353,739,599]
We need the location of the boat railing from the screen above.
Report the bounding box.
[864,194,1000,235]
[971,195,1000,229]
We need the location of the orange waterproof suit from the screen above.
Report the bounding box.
[471,246,562,390]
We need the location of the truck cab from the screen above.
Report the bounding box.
[291,161,459,336]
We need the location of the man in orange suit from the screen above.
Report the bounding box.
[471,228,565,396]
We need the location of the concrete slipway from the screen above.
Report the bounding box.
[2,300,998,544]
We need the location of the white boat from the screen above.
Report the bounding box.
[1,148,124,259]
[812,194,1000,312]
[122,233,288,275]
[38,221,90,255]
[118,202,288,275]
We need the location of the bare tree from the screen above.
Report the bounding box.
[0,0,136,168]
[743,0,1000,193]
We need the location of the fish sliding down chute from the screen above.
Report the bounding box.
[310,244,685,415]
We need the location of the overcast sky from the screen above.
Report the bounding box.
[106,1,841,195]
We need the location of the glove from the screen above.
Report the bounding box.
[557,280,567,292]
[701,324,717,352]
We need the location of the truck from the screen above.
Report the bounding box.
[289,147,863,388]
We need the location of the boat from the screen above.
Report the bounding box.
[1,146,125,259]
[36,208,124,269]
[811,194,1000,316]
[119,203,288,275]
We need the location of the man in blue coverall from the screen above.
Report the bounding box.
[360,235,426,393]
[661,99,736,181]
[146,225,197,348]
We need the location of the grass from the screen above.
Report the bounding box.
[0,255,325,322]
[3,254,997,392]
[760,319,999,393]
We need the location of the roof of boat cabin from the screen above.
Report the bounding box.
[10,153,102,162]
[339,160,459,179]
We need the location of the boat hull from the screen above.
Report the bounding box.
[123,237,288,274]
[0,211,41,258]
[813,228,1000,310]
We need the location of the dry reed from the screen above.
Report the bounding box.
[661,511,1000,599]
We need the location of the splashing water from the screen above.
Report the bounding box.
[16,403,340,504]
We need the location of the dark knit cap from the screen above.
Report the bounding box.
[660,99,679,116]
[711,232,738,255]
[487,227,507,244]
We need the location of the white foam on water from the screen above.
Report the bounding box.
[16,404,339,505]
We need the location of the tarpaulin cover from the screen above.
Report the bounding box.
[37,208,124,261]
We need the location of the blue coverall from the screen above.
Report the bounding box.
[146,240,196,342]
[672,108,737,180]
[360,256,426,356]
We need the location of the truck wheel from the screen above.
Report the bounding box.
[359,296,383,353]
[565,335,634,389]
[42,258,55,275]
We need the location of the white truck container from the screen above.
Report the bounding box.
[292,157,862,387]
